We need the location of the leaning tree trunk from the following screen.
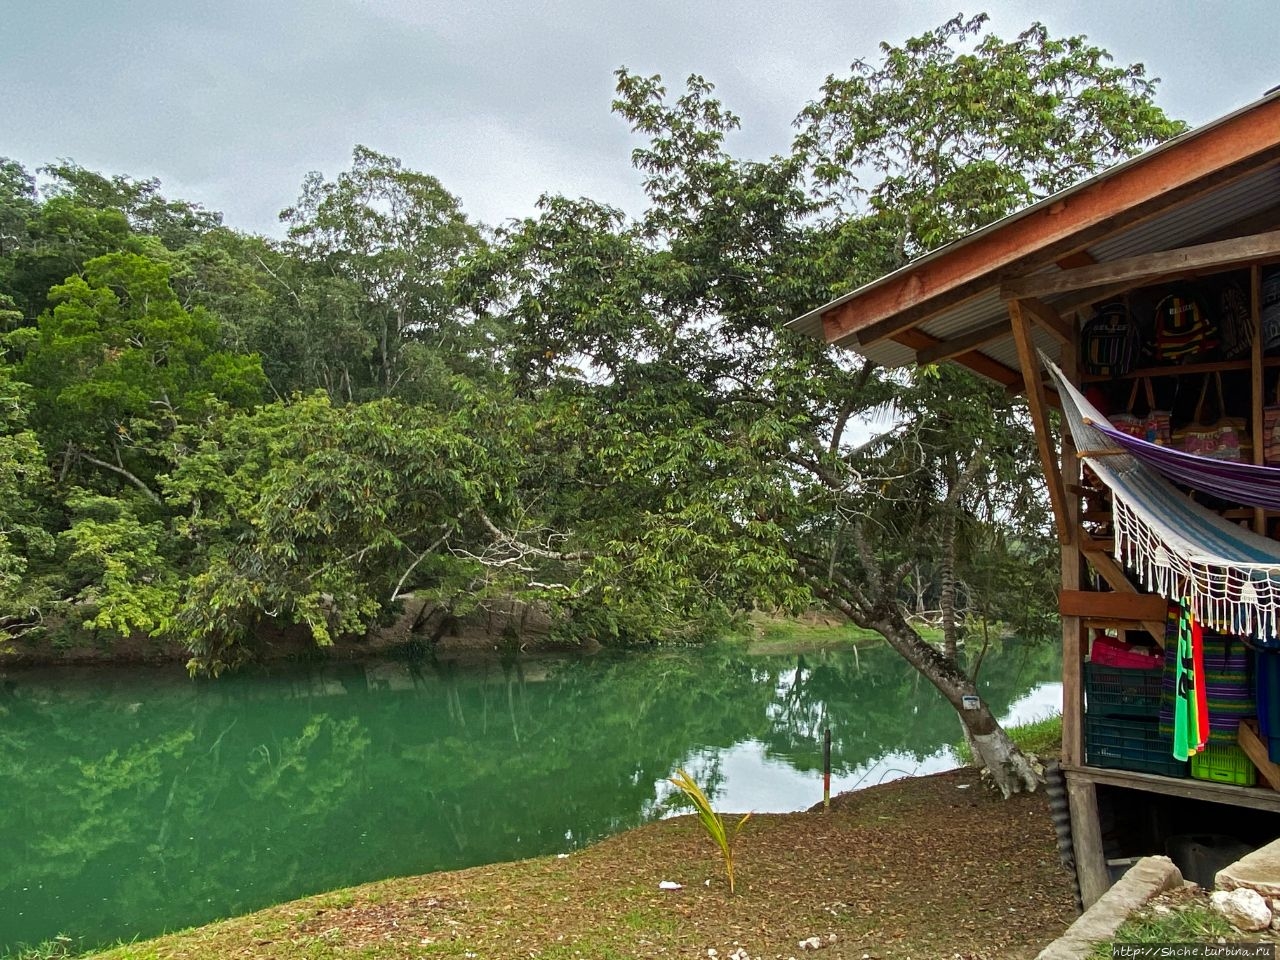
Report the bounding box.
[873,609,1041,797]
[801,563,1043,798]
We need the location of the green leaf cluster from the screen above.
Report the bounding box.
[0,14,1184,681]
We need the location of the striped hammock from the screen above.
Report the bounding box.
[1046,357,1280,641]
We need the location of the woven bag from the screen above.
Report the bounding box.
[1263,267,1280,353]
[1264,380,1280,466]
[1155,290,1219,362]
[1215,279,1253,361]
[1109,377,1171,446]
[1174,373,1248,462]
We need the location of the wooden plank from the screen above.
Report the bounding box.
[1019,297,1072,343]
[887,328,1024,389]
[1048,205,1280,321]
[915,319,1011,365]
[1060,332,1084,768]
[1001,229,1280,301]
[1253,265,1266,534]
[1080,355,1280,383]
[820,122,1280,346]
[1067,778,1111,908]
[1064,762,1280,813]
[1009,301,1070,541]
[1238,720,1280,791]
[1058,590,1170,621]
[1078,536,1168,644]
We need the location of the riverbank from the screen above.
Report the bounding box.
[1,607,908,669]
[55,766,1074,960]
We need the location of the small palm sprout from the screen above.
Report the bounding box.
[669,768,752,894]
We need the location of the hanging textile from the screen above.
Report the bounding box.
[1087,421,1280,511]
[1046,356,1280,641]
[1172,598,1208,760]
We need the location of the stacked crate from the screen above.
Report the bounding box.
[1085,660,1188,777]
[1157,632,1257,786]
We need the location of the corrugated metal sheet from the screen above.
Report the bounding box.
[1085,165,1280,262]
[788,87,1280,339]
[802,102,1280,380]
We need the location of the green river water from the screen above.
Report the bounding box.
[0,641,1060,953]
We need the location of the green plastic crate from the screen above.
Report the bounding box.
[1085,715,1188,778]
[1084,663,1163,718]
[1190,742,1257,787]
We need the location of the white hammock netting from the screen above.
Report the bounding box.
[1046,357,1280,641]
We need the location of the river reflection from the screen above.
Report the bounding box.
[0,640,1059,952]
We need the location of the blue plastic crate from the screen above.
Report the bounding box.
[1085,663,1163,718]
[1085,714,1188,778]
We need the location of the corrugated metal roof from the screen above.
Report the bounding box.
[789,86,1280,345]
[795,90,1280,380]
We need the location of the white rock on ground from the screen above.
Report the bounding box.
[1211,888,1272,931]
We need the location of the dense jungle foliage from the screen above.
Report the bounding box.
[0,16,1183,709]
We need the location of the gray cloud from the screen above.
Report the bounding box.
[2,0,1275,235]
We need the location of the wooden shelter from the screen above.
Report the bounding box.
[791,88,1280,907]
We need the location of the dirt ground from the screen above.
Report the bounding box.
[91,767,1078,960]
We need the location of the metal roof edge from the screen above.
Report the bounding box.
[787,86,1280,338]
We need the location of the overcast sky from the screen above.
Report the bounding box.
[3,1,1276,237]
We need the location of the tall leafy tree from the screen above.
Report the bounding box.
[796,12,1186,255]
[462,16,1181,796]
[18,251,265,503]
[0,364,54,641]
[281,146,485,399]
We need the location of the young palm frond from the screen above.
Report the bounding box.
[669,768,751,894]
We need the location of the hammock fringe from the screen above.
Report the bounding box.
[1044,356,1280,642]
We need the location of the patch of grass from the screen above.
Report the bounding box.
[0,938,81,960]
[954,713,1062,765]
[620,908,677,935]
[78,768,1076,960]
[1088,904,1236,957]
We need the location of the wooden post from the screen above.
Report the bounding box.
[1067,777,1111,908]
[1253,264,1266,534]
[1060,326,1085,767]
[823,727,832,811]
[1009,300,1071,541]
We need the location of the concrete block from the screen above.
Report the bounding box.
[1216,837,1280,899]
[1036,856,1184,960]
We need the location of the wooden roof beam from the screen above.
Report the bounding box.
[1019,297,1071,343]
[1032,205,1280,320]
[818,103,1280,346]
[887,328,1022,389]
[1001,228,1280,301]
[914,319,1010,365]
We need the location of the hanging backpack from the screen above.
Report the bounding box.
[1262,266,1280,353]
[1081,301,1139,376]
[1154,290,1218,362]
[1215,279,1253,361]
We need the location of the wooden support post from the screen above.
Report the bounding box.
[1253,264,1266,534]
[1067,777,1111,908]
[1060,329,1085,767]
[1009,300,1070,541]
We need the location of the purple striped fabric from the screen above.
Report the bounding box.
[1091,419,1280,511]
